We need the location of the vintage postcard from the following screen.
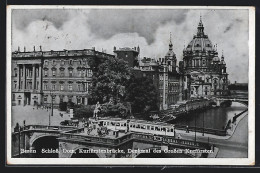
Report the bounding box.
[6,6,255,165]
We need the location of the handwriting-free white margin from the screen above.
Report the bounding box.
[6,5,255,165]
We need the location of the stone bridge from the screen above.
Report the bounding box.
[212,96,248,107]
[12,125,212,158]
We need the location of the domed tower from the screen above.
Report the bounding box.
[165,33,177,73]
[182,16,228,98]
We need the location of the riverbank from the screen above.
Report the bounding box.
[176,107,248,140]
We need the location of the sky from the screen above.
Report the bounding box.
[11,8,249,83]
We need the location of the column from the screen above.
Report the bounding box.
[17,65,20,89]
[32,64,36,90]
[23,64,26,89]
[39,65,42,91]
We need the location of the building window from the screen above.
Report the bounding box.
[78,84,81,91]
[78,70,81,77]
[44,60,48,66]
[79,60,82,65]
[52,70,56,76]
[52,96,55,102]
[36,81,39,90]
[14,69,17,77]
[61,60,65,65]
[44,84,48,90]
[44,96,48,103]
[203,60,206,65]
[44,70,48,77]
[60,96,63,103]
[69,70,73,77]
[68,84,73,91]
[60,85,64,91]
[52,84,56,90]
[12,94,15,101]
[52,60,56,65]
[60,71,64,77]
[69,60,73,65]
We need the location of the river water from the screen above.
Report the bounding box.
[171,102,247,130]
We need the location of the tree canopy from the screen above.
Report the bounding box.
[90,56,131,104]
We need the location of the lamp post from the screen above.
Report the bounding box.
[49,91,54,126]
[202,104,205,136]
[194,107,197,142]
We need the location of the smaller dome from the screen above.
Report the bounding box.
[213,56,220,61]
[165,50,175,57]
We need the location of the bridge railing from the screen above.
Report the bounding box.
[174,125,227,136]
[17,125,77,133]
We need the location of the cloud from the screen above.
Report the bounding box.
[11,9,249,83]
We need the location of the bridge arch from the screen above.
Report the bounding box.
[31,135,59,158]
[30,133,59,147]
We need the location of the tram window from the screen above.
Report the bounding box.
[171,128,174,132]
[166,128,169,132]
[161,128,165,131]
[130,124,133,127]
[136,124,140,128]
[155,126,160,131]
[111,122,115,126]
[124,123,126,126]
[151,126,154,130]
[116,123,120,126]
[141,125,146,129]
[147,126,150,130]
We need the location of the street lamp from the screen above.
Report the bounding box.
[49,91,54,126]
[194,107,197,142]
[202,104,205,136]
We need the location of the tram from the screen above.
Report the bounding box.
[88,118,175,137]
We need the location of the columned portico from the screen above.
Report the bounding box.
[32,64,36,90]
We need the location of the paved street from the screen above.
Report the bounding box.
[11,105,71,131]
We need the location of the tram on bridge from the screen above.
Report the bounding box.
[89,118,176,137]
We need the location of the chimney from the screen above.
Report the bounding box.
[24,46,26,52]
[18,46,20,52]
[33,46,35,52]
[113,46,116,51]
[40,45,42,51]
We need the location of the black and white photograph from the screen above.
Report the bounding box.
[6,6,255,165]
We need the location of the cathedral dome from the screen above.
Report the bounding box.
[185,17,213,52]
[186,37,213,52]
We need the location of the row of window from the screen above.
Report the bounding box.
[102,121,174,132]
[43,83,90,91]
[44,69,92,77]
[44,59,88,66]
[13,68,40,78]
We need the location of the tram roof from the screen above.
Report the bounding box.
[95,117,174,127]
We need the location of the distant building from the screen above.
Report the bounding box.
[181,17,229,98]
[113,46,140,68]
[11,47,114,106]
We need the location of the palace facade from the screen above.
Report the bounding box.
[11,47,114,106]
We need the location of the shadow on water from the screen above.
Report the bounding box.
[172,102,247,130]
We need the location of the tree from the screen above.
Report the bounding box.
[90,56,131,104]
[74,105,95,119]
[125,75,159,114]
